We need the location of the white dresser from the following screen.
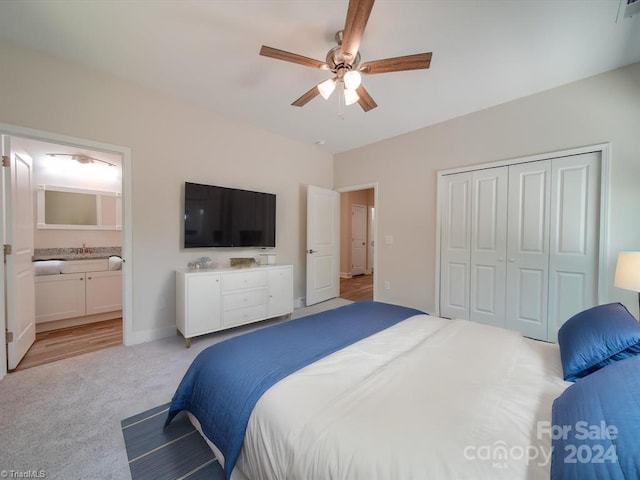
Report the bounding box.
[176,264,293,347]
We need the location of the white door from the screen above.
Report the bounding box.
[268,266,294,316]
[505,160,551,340]
[186,273,222,336]
[547,152,600,341]
[2,136,36,369]
[86,271,123,315]
[35,273,86,323]
[367,206,375,274]
[469,167,508,328]
[306,185,340,306]
[351,204,367,276]
[439,172,472,319]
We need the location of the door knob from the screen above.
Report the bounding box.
[307,249,317,254]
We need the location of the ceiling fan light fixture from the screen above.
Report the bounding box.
[318,78,337,100]
[343,70,362,90]
[46,152,116,167]
[344,87,360,106]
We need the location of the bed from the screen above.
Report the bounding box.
[166,301,640,480]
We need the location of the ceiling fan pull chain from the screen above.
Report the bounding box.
[338,82,345,120]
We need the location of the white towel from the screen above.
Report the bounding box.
[34,260,63,276]
[108,256,123,271]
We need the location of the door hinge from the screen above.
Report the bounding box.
[1,155,9,167]
[6,331,13,343]
[3,244,11,256]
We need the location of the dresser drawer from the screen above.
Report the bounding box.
[222,270,268,292]
[223,304,268,328]
[223,288,269,311]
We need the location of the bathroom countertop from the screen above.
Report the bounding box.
[32,247,121,262]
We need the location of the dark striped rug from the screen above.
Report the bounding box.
[121,403,225,480]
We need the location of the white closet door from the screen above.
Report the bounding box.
[506,161,551,340]
[470,167,508,328]
[547,152,600,341]
[440,173,472,319]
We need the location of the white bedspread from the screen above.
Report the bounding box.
[229,315,569,480]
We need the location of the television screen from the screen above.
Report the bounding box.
[184,182,276,248]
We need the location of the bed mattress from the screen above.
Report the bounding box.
[196,314,569,479]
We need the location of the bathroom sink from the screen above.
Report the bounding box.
[60,258,109,274]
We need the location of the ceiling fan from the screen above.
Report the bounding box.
[259,0,432,113]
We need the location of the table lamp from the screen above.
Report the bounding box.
[614,251,640,315]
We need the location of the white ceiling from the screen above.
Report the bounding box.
[0,1,638,154]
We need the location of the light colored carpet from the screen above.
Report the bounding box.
[0,297,352,480]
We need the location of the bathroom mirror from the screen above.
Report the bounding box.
[37,185,122,230]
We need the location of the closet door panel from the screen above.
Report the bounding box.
[470,168,507,327]
[440,173,472,319]
[517,268,546,321]
[506,161,551,340]
[547,152,600,341]
[447,263,468,310]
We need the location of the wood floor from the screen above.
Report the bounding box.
[14,318,123,371]
[340,274,373,301]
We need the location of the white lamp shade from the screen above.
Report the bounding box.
[343,87,360,106]
[343,70,362,90]
[614,251,640,292]
[317,78,336,100]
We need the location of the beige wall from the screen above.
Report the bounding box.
[0,40,333,342]
[335,62,640,317]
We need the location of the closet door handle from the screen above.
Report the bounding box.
[497,257,504,262]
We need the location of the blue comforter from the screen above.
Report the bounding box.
[551,354,640,479]
[165,301,424,479]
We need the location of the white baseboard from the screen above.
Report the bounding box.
[340,272,352,279]
[124,324,178,346]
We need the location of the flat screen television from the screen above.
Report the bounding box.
[183,182,276,248]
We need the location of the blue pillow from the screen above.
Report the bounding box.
[557,302,640,382]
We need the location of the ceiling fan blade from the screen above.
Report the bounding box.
[356,85,377,112]
[360,52,432,75]
[260,45,328,70]
[341,0,375,63]
[291,84,322,107]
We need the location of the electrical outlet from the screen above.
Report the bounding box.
[384,281,391,290]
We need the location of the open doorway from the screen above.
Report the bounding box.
[339,187,375,301]
[2,130,127,373]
